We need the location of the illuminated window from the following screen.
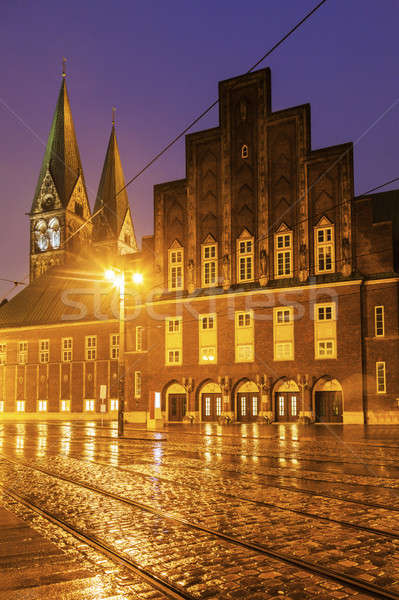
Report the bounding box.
[274,307,294,361]
[317,305,333,321]
[275,231,292,278]
[110,399,118,411]
[236,345,254,362]
[168,319,181,333]
[241,144,248,159]
[0,343,6,365]
[135,371,142,399]
[0,401,4,412]
[167,350,181,364]
[375,306,384,337]
[237,312,252,328]
[165,317,183,365]
[315,224,335,274]
[279,396,285,416]
[48,217,60,249]
[38,400,47,411]
[85,399,95,411]
[201,347,216,362]
[199,314,217,364]
[16,401,25,412]
[62,338,73,362]
[168,246,184,291]
[237,237,254,283]
[39,339,49,363]
[110,334,119,359]
[376,362,386,394]
[202,243,218,287]
[252,396,258,416]
[291,396,297,416]
[85,336,97,360]
[18,342,28,364]
[201,315,215,330]
[61,400,70,412]
[205,397,211,416]
[317,340,335,357]
[216,397,222,416]
[136,326,144,351]
[241,397,247,416]
[235,311,254,363]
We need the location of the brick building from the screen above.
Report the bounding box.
[0,69,398,424]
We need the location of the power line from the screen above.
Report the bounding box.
[362,177,399,196]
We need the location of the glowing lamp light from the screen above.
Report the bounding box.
[105,269,116,282]
[208,355,215,361]
[132,272,143,285]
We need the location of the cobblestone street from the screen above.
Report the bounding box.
[0,421,399,599]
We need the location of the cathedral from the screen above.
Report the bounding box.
[0,68,398,425]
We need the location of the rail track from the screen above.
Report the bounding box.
[0,452,398,600]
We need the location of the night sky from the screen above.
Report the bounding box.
[0,0,398,299]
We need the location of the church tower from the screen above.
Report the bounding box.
[92,114,137,256]
[29,68,91,282]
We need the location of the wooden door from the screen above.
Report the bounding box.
[237,393,260,422]
[275,393,299,422]
[315,391,343,423]
[202,394,222,421]
[168,394,187,421]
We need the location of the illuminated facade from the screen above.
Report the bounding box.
[0,69,398,424]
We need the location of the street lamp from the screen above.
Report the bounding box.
[105,267,143,436]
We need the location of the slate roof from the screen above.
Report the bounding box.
[93,125,136,243]
[31,78,86,211]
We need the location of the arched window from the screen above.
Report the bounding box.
[35,220,49,252]
[48,217,60,249]
[241,144,249,159]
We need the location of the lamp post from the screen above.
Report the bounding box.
[105,267,143,437]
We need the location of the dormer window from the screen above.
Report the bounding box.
[241,145,249,159]
[168,243,184,291]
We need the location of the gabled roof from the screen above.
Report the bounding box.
[31,78,86,212]
[93,125,133,242]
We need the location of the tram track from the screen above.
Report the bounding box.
[2,437,399,516]
[1,452,399,600]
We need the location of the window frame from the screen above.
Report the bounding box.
[135,326,144,351]
[375,306,385,337]
[0,343,7,365]
[274,231,293,279]
[134,371,142,399]
[314,224,335,274]
[18,341,28,364]
[110,333,119,360]
[168,247,184,291]
[376,361,386,394]
[236,237,254,283]
[62,337,73,362]
[39,339,49,364]
[85,336,97,361]
[201,243,218,288]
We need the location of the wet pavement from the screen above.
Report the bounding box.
[0,421,398,599]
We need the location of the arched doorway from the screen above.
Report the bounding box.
[275,379,300,422]
[199,382,223,422]
[236,380,260,422]
[165,382,187,422]
[314,378,343,423]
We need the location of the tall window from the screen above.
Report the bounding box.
[85,336,97,360]
[136,326,144,351]
[168,247,184,291]
[241,144,249,159]
[315,224,335,274]
[62,338,73,362]
[237,236,254,283]
[0,343,6,365]
[38,400,47,412]
[61,400,71,412]
[110,334,119,359]
[199,313,217,364]
[314,303,336,359]
[85,399,95,411]
[375,306,385,337]
[165,317,183,365]
[275,232,292,278]
[235,311,254,362]
[16,401,25,412]
[39,340,49,363]
[202,243,218,287]
[18,342,28,364]
[274,307,294,361]
[135,371,142,398]
[376,362,386,394]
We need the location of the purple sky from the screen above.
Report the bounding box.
[0,0,398,299]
